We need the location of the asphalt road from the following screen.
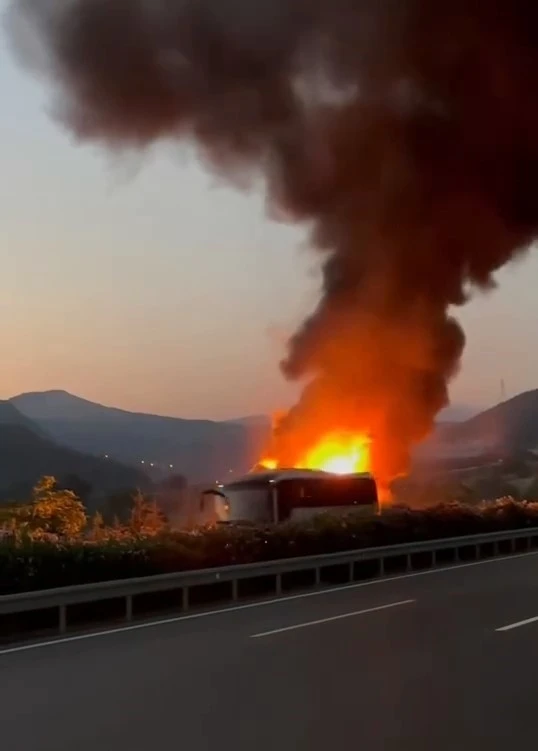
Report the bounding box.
[2,551,538,750]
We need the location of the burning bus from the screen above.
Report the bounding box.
[201,468,379,525]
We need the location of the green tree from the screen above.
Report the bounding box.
[22,475,87,538]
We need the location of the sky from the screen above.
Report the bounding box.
[1,13,538,421]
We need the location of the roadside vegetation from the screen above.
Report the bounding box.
[1,476,538,595]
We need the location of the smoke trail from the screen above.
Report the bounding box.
[8,0,538,481]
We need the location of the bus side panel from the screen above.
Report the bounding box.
[289,505,376,522]
[277,477,378,521]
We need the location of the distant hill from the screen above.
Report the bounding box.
[225,415,271,429]
[0,400,47,435]
[414,390,538,467]
[443,390,538,450]
[436,403,478,423]
[11,391,270,483]
[0,403,149,502]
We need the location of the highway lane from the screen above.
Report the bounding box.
[2,551,538,750]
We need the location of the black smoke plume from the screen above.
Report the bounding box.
[9,0,538,482]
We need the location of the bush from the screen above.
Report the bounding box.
[1,497,538,595]
[16,476,87,539]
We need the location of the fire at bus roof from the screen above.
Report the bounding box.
[247,467,374,484]
[258,430,372,476]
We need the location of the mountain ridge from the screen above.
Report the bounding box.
[0,401,149,502]
[0,400,48,436]
[11,388,536,479]
[11,390,269,482]
[12,390,230,426]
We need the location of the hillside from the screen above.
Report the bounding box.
[0,401,149,502]
[436,403,477,423]
[11,391,270,482]
[0,400,47,435]
[443,390,538,451]
[0,422,149,502]
[413,390,538,469]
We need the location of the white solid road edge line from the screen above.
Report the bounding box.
[496,614,538,632]
[1,548,538,657]
[250,599,415,638]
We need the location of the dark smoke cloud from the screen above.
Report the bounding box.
[8,0,538,481]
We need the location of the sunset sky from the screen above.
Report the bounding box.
[1,15,538,420]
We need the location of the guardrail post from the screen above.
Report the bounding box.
[231,579,239,602]
[454,547,460,563]
[510,538,515,554]
[493,540,499,556]
[58,605,67,634]
[405,554,411,572]
[431,550,437,567]
[348,562,354,582]
[314,567,321,586]
[182,587,189,611]
[125,595,133,622]
[275,574,282,596]
[379,558,384,577]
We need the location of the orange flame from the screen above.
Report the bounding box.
[260,431,371,475]
[260,458,278,470]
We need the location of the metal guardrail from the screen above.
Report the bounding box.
[1,526,538,638]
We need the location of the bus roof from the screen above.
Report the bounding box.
[223,468,375,490]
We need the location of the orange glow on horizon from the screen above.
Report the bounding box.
[260,431,372,476]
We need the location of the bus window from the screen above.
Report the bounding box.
[277,476,377,520]
[276,478,305,521]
